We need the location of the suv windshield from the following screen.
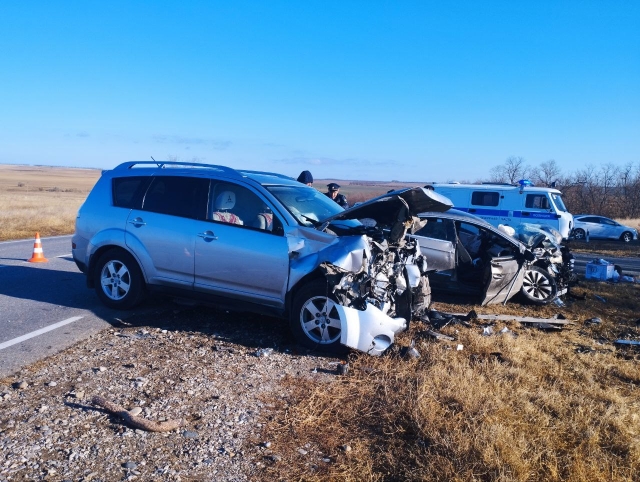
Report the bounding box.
[550,193,568,212]
[267,185,345,226]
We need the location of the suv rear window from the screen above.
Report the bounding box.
[142,176,209,219]
[471,191,499,206]
[113,177,148,208]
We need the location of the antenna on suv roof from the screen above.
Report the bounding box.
[150,156,161,167]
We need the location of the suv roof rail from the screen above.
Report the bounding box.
[114,161,242,177]
[238,169,295,181]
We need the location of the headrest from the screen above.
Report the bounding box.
[215,191,236,210]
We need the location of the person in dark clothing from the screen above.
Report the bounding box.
[297,170,314,186]
[325,183,348,208]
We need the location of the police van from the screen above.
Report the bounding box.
[427,181,573,239]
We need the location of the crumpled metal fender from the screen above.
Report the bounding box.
[288,232,371,289]
[336,303,407,356]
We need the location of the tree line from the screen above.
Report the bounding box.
[485,156,640,219]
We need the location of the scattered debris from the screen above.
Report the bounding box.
[585,259,615,281]
[450,313,576,326]
[615,340,640,347]
[336,361,349,375]
[482,326,494,336]
[424,329,456,341]
[594,295,607,303]
[585,317,602,325]
[255,348,274,357]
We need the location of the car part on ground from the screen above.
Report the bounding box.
[73,161,451,356]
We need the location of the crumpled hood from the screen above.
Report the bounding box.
[319,187,452,226]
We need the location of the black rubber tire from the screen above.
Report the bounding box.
[620,231,633,243]
[573,228,586,240]
[290,279,346,352]
[93,248,146,310]
[520,265,558,305]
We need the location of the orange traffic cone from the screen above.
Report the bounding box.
[28,232,48,263]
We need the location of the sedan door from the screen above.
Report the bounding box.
[480,256,524,305]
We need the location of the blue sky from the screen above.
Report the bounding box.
[1,1,638,182]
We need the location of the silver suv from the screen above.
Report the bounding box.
[72,161,451,355]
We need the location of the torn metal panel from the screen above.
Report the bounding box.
[337,303,406,356]
[450,313,576,325]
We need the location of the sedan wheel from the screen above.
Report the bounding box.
[291,280,345,352]
[621,231,633,243]
[520,265,558,305]
[573,228,585,240]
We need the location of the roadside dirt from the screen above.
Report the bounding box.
[0,304,340,481]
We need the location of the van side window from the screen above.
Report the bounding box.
[113,176,149,209]
[525,195,550,209]
[142,176,209,219]
[471,191,499,206]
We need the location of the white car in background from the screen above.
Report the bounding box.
[572,215,638,243]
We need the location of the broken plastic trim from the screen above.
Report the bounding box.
[336,303,407,356]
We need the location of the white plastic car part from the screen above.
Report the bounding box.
[336,304,407,356]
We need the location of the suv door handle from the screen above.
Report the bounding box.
[129,217,146,227]
[198,230,218,241]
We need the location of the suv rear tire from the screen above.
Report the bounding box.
[290,280,346,352]
[93,248,146,309]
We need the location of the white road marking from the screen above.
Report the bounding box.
[0,234,72,245]
[0,316,85,350]
[56,253,73,258]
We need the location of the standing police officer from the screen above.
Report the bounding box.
[325,183,348,208]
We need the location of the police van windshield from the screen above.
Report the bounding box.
[550,193,568,212]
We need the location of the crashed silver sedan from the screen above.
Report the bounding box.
[72,162,452,355]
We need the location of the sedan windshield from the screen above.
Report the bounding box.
[267,185,346,226]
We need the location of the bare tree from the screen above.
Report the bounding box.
[489,156,530,184]
[531,159,562,187]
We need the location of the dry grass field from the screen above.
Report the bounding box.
[0,164,101,241]
[264,281,640,481]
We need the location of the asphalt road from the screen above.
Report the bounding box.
[2,235,639,379]
[0,235,147,379]
[573,252,640,277]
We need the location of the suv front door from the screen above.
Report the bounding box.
[194,181,290,308]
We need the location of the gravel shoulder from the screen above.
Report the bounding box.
[0,304,340,481]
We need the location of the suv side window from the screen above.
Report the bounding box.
[113,176,150,208]
[142,176,209,219]
[525,194,550,209]
[471,191,499,206]
[209,181,282,233]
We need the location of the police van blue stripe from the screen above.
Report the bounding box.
[454,207,558,220]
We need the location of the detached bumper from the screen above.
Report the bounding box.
[337,304,407,356]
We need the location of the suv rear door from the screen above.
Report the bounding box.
[125,175,209,289]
